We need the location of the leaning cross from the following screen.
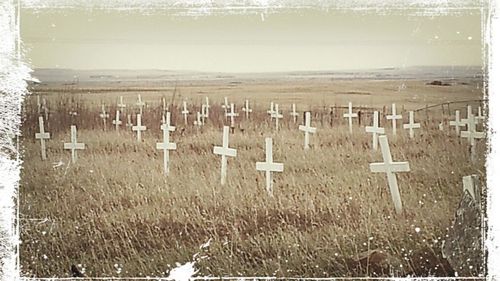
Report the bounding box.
[63,125,85,164]
[369,135,410,215]
[256,137,284,196]
[242,99,252,119]
[112,110,122,131]
[156,112,177,175]
[132,114,147,142]
[290,104,299,124]
[343,102,358,134]
[386,103,402,136]
[35,116,50,160]
[403,111,421,138]
[181,101,189,125]
[226,103,239,128]
[213,126,237,185]
[299,112,317,149]
[365,111,385,150]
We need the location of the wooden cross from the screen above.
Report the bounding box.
[132,114,147,142]
[476,106,485,123]
[365,111,385,150]
[242,99,252,119]
[449,110,465,136]
[271,103,283,130]
[343,102,357,134]
[369,135,410,215]
[213,126,237,185]
[226,103,239,128]
[290,103,299,124]
[386,103,402,136]
[181,101,189,125]
[461,112,485,161]
[267,102,275,117]
[461,105,479,127]
[136,94,145,114]
[126,114,133,130]
[63,125,85,164]
[117,96,126,111]
[156,112,177,175]
[256,137,284,195]
[201,104,207,125]
[99,104,109,131]
[403,111,421,138]
[35,116,50,160]
[193,112,203,127]
[42,98,49,122]
[299,112,317,149]
[112,110,122,131]
[36,95,41,114]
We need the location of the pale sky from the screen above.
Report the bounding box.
[21,8,483,72]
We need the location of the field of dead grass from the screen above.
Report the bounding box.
[19,80,486,278]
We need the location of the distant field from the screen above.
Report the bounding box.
[20,77,486,278]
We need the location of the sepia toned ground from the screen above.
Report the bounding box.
[20,75,486,278]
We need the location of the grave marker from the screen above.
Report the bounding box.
[112,110,122,131]
[386,103,402,136]
[226,103,239,128]
[132,114,147,142]
[365,111,385,150]
[271,103,283,130]
[126,114,133,130]
[201,104,207,125]
[205,97,210,118]
[242,99,252,119]
[117,96,126,110]
[256,138,284,195]
[476,106,485,123]
[222,97,229,115]
[63,125,85,164]
[194,112,203,127]
[213,126,237,185]
[369,135,410,215]
[136,94,145,114]
[99,104,109,131]
[461,112,486,161]
[181,101,189,125]
[290,104,299,124]
[267,102,275,117]
[35,116,50,160]
[299,112,317,149]
[343,102,358,134]
[403,111,421,138]
[156,112,177,175]
[449,110,465,136]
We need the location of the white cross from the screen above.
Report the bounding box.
[386,103,402,136]
[193,112,203,127]
[201,104,207,125]
[36,95,41,114]
[461,105,479,127]
[267,102,275,117]
[126,114,133,130]
[213,126,237,185]
[222,97,229,115]
[290,103,299,123]
[112,110,122,131]
[136,94,145,114]
[63,125,85,164]
[242,99,252,119]
[476,106,485,123]
[369,135,410,215]
[226,103,239,127]
[42,98,49,121]
[99,104,109,130]
[205,97,210,118]
[271,103,283,130]
[132,114,147,142]
[156,112,177,175]
[449,110,465,136]
[461,112,485,161]
[343,102,358,134]
[181,101,189,125]
[162,97,167,113]
[256,137,284,195]
[403,111,421,138]
[365,111,385,150]
[35,116,50,160]
[299,112,317,149]
[117,96,126,110]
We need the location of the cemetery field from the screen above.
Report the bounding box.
[20,77,486,278]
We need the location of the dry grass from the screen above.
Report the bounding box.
[20,80,486,278]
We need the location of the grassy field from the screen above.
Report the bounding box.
[20,78,486,278]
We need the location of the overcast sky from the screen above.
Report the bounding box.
[21,8,483,72]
